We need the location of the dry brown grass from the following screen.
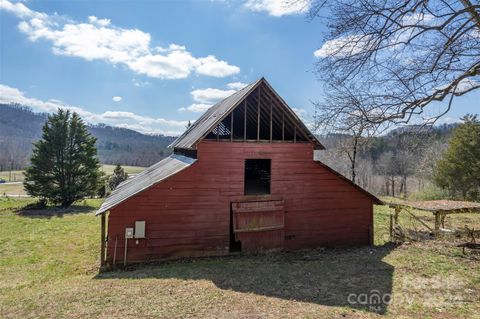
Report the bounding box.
[1,198,479,318]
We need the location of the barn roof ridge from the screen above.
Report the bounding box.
[169,77,324,150]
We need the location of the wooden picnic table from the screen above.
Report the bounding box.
[385,199,480,238]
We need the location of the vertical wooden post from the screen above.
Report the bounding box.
[257,87,260,142]
[269,97,272,142]
[244,100,247,142]
[434,211,441,237]
[389,214,394,242]
[124,237,128,266]
[368,224,373,246]
[294,125,297,143]
[230,111,234,142]
[369,203,374,246]
[394,206,400,225]
[282,111,284,141]
[100,213,106,267]
[113,236,118,266]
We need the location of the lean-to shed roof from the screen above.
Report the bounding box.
[96,154,196,215]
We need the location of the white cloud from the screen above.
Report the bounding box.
[196,56,240,77]
[434,117,460,125]
[314,35,371,58]
[179,81,249,112]
[0,0,45,19]
[114,123,182,136]
[292,107,310,124]
[455,78,480,94]
[88,15,111,27]
[190,87,236,104]
[226,81,248,90]
[400,13,434,26]
[1,0,240,79]
[112,96,122,102]
[244,0,311,17]
[435,78,480,94]
[127,48,198,79]
[0,84,188,135]
[0,83,85,115]
[179,103,212,113]
[100,110,187,127]
[292,107,306,117]
[132,78,151,87]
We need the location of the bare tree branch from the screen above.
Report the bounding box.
[312,0,480,129]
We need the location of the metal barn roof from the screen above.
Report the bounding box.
[169,77,324,150]
[169,79,260,149]
[96,154,196,215]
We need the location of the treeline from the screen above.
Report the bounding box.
[3,103,476,200]
[317,124,458,199]
[89,124,174,166]
[0,103,174,170]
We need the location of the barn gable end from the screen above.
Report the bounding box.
[170,78,324,151]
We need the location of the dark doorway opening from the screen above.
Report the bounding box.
[229,209,241,253]
[244,159,271,195]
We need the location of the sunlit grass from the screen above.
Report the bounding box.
[0,198,478,318]
[0,165,145,196]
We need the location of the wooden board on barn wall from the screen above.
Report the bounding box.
[106,140,374,263]
[232,200,285,252]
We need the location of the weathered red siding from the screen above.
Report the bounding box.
[106,141,374,263]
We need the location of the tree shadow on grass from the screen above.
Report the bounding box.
[16,202,95,218]
[95,244,396,314]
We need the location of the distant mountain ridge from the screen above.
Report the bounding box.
[386,123,459,136]
[0,103,175,170]
[0,103,459,172]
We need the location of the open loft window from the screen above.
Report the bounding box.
[244,159,271,195]
[205,84,309,143]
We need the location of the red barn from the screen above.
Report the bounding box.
[96,78,381,266]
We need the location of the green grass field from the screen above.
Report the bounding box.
[0,165,145,196]
[0,198,479,318]
[0,170,24,183]
[0,183,27,196]
[0,165,145,183]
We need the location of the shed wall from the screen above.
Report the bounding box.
[107,141,373,263]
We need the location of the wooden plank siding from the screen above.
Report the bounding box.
[232,200,285,252]
[107,141,374,263]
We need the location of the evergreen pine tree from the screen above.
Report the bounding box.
[108,164,128,191]
[434,114,480,200]
[24,109,102,207]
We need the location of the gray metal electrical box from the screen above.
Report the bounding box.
[125,227,134,239]
[135,221,146,239]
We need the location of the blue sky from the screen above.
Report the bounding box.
[0,0,478,135]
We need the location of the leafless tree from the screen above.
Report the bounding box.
[336,130,365,184]
[311,0,480,129]
[377,151,397,196]
[355,156,374,190]
[314,87,376,183]
[395,148,415,197]
[416,139,449,188]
